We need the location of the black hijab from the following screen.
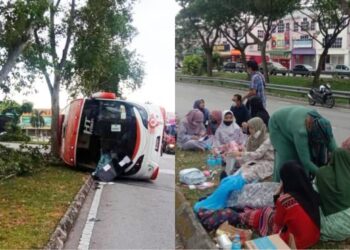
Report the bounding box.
[249,96,270,127]
[280,161,320,228]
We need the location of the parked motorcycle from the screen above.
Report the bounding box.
[308,83,335,108]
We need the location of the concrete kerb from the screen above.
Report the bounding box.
[45,176,95,250]
[176,188,218,249]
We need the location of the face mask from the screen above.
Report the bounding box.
[232,102,236,107]
[211,120,218,125]
[223,121,233,126]
[253,130,261,139]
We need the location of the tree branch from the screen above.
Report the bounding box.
[34,29,53,95]
[55,0,61,9]
[49,3,58,68]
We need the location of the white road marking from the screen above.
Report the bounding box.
[77,183,105,250]
[159,169,175,175]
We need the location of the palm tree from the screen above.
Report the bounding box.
[30,110,45,139]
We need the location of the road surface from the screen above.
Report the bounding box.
[176,81,350,145]
[64,153,175,249]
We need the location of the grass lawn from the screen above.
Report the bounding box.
[0,165,89,249]
[175,149,350,249]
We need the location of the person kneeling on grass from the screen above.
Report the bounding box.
[193,117,274,213]
[239,161,320,249]
[315,136,350,241]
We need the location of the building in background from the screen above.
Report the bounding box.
[213,10,350,70]
[20,109,52,137]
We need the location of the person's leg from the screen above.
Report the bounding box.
[181,140,205,151]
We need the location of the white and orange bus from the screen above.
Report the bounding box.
[59,92,164,180]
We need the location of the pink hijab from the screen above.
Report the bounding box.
[210,110,222,124]
[184,109,204,133]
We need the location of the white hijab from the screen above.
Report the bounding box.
[214,110,244,146]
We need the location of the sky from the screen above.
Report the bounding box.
[1,0,179,112]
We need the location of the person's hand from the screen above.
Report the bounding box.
[232,151,242,158]
[191,135,199,140]
[199,131,207,137]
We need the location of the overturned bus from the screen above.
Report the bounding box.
[59,92,164,180]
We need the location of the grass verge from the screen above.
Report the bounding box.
[175,148,350,249]
[0,165,88,249]
[212,72,350,91]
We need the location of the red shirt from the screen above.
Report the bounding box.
[274,193,320,249]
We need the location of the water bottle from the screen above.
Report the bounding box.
[209,156,216,169]
[216,155,222,167]
[207,155,215,169]
[231,234,241,250]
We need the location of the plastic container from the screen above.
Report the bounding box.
[225,157,236,175]
[231,234,241,250]
[207,155,216,169]
[216,155,223,167]
[217,234,232,250]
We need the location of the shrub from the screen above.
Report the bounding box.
[0,121,30,142]
[0,144,50,179]
[182,54,203,75]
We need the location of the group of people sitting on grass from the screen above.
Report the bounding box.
[177,97,350,249]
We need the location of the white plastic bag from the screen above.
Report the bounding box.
[179,168,206,185]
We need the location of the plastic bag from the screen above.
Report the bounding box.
[179,168,206,185]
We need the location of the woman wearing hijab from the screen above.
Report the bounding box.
[177,109,207,151]
[213,110,244,147]
[229,117,274,182]
[269,106,337,181]
[193,99,210,127]
[315,137,350,241]
[207,110,222,135]
[194,117,274,213]
[240,161,320,249]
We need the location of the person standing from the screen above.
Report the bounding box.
[230,94,250,127]
[243,61,266,109]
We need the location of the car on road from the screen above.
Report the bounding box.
[334,64,350,72]
[59,92,164,180]
[259,61,287,76]
[222,62,244,73]
[292,64,315,77]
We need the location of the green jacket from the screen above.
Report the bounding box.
[270,106,337,174]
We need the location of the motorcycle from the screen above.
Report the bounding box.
[307,83,335,108]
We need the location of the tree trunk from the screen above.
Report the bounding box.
[50,82,60,158]
[261,42,270,83]
[0,41,30,86]
[240,49,249,80]
[206,51,213,77]
[313,48,329,87]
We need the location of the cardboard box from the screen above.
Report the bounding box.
[216,222,253,243]
[245,234,291,250]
